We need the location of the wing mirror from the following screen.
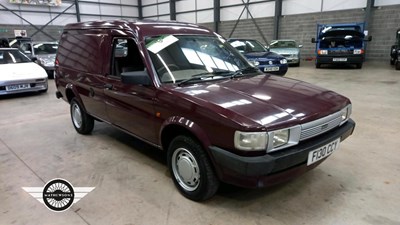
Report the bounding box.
[121,70,151,86]
[298,44,303,48]
[311,38,317,43]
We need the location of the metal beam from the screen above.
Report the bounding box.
[214,0,220,33]
[241,0,269,44]
[74,0,81,22]
[0,3,56,40]
[229,0,248,38]
[138,0,143,20]
[273,0,282,40]
[31,3,76,38]
[170,0,176,21]
[364,0,375,31]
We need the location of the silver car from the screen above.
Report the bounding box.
[19,41,58,78]
[269,40,302,66]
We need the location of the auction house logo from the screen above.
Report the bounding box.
[22,178,95,212]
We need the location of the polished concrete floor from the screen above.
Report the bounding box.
[1,62,399,225]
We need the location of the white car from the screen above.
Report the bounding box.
[0,48,48,95]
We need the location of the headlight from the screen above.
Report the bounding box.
[272,129,289,148]
[353,49,363,54]
[291,54,298,58]
[318,50,328,55]
[280,59,287,64]
[234,131,267,151]
[249,60,260,66]
[340,105,352,125]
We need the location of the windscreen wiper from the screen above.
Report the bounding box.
[230,66,259,79]
[177,71,231,86]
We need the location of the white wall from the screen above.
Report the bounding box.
[375,0,400,6]
[0,0,138,25]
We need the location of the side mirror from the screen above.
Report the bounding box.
[265,45,270,50]
[311,38,316,43]
[298,45,303,48]
[31,57,37,62]
[366,36,372,42]
[121,70,151,86]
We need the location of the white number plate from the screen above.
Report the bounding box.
[333,58,347,62]
[265,66,279,72]
[6,84,31,91]
[307,138,340,166]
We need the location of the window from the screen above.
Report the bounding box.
[111,38,144,77]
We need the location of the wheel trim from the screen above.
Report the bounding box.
[172,148,200,192]
[72,104,83,129]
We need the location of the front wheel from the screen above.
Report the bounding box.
[70,98,94,134]
[168,135,219,201]
[390,58,395,65]
[356,63,362,69]
[396,60,400,70]
[316,62,321,68]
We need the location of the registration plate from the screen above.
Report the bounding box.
[6,84,31,91]
[307,138,340,166]
[265,66,279,72]
[333,58,347,62]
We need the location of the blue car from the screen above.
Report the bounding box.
[228,38,288,76]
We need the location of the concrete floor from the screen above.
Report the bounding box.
[1,61,399,225]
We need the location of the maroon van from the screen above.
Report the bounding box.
[55,20,355,201]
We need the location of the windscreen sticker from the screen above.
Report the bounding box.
[146,35,179,54]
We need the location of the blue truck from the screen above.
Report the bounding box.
[311,23,372,69]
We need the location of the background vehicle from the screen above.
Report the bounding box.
[311,22,372,69]
[390,28,400,70]
[269,39,302,67]
[19,41,58,78]
[0,48,48,95]
[228,38,288,76]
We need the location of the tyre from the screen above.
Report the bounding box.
[356,63,362,69]
[316,62,321,68]
[70,98,94,134]
[167,135,219,201]
[396,60,400,70]
[294,62,300,67]
[390,58,395,65]
[46,70,54,79]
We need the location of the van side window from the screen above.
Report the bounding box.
[112,38,144,77]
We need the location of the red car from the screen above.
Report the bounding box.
[55,20,355,201]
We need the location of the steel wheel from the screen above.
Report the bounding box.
[70,98,94,134]
[72,103,83,129]
[167,135,219,201]
[171,147,200,191]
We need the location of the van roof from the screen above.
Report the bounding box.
[63,20,214,38]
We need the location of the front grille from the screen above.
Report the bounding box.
[300,111,343,141]
[281,54,291,57]
[328,49,353,55]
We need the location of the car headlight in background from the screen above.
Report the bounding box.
[280,59,287,64]
[340,104,352,125]
[39,58,55,67]
[353,49,364,54]
[234,131,268,151]
[318,50,328,55]
[248,60,260,66]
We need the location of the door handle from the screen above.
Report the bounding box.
[104,84,113,90]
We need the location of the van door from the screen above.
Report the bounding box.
[104,37,158,143]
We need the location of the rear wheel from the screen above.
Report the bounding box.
[70,98,94,134]
[168,135,219,201]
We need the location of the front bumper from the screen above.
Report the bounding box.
[258,64,288,76]
[317,55,364,64]
[209,119,355,188]
[0,79,48,95]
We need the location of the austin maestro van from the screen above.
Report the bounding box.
[55,20,355,201]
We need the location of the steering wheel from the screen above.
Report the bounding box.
[157,64,180,79]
